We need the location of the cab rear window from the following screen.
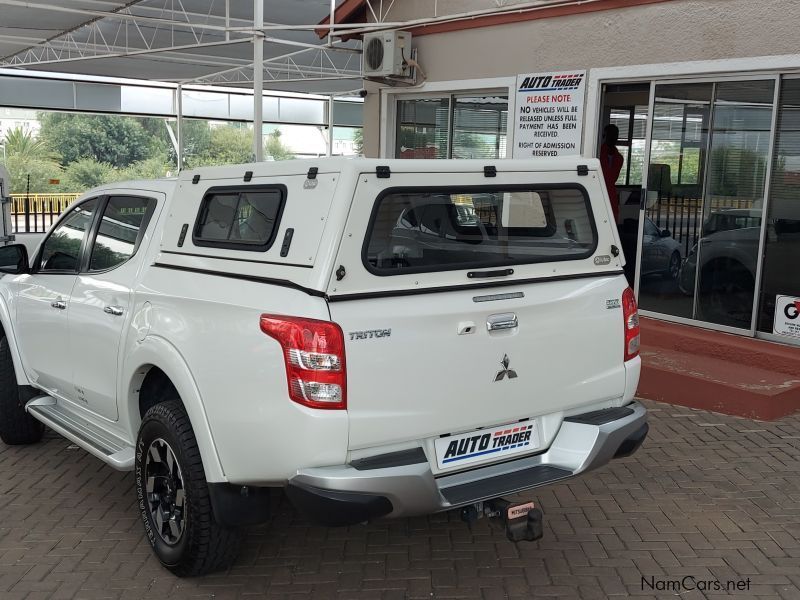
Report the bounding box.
[363,186,597,275]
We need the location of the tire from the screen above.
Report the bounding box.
[0,336,44,445]
[135,400,242,576]
[662,251,681,280]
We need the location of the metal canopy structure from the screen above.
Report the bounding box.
[0,0,365,96]
[0,0,576,160]
[0,0,375,160]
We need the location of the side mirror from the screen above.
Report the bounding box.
[0,244,29,275]
[660,229,672,238]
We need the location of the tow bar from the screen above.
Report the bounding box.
[459,498,544,542]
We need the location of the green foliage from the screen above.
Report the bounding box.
[265,130,294,161]
[0,154,63,194]
[40,231,82,270]
[3,127,58,162]
[185,124,254,168]
[353,128,364,156]
[180,119,213,166]
[39,112,154,168]
[61,158,117,190]
[0,127,63,193]
[118,153,173,180]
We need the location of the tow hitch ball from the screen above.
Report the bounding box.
[459,498,544,543]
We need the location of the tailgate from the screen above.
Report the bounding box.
[327,166,627,457]
[330,275,628,450]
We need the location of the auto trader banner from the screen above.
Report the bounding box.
[513,70,586,159]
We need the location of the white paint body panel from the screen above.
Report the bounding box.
[0,159,640,494]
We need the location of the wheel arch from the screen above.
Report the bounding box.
[124,335,225,483]
[0,294,32,387]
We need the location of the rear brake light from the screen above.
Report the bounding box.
[259,315,346,409]
[622,287,640,361]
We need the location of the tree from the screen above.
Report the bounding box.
[0,128,62,194]
[180,119,213,166]
[184,124,253,168]
[119,153,173,180]
[353,128,364,156]
[265,130,294,161]
[61,158,116,190]
[3,127,58,162]
[39,113,154,168]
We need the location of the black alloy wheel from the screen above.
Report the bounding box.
[144,437,186,545]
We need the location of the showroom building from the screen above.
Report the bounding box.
[329,0,800,418]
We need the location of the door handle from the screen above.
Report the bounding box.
[487,313,518,331]
[50,299,66,310]
[104,305,124,316]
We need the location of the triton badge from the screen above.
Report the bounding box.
[494,354,518,381]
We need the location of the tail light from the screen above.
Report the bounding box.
[259,315,346,409]
[622,287,640,361]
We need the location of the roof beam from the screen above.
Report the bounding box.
[3,38,250,67]
[0,0,228,32]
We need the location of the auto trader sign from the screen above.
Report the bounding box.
[513,70,586,159]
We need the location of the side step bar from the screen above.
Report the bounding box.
[26,397,134,470]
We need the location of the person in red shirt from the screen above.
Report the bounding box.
[600,124,624,223]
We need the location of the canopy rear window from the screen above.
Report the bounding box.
[363,185,597,275]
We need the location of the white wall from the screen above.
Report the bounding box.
[363,0,800,157]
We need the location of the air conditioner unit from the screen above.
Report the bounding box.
[362,31,412,78]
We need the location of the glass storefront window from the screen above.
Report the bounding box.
[600,75,800,345]
[693,80,774,329]
[452,96,508,159]
[638,82,713,321]
[638,79,775,331]
[757,78,800,339]
[396,94,508,160]
[396,97,450,159]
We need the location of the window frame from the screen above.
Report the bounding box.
[34,196,102,274]
[394,92,510,160]
[191,184,287,252]
[86,195,158,274]
[361,183,598,277]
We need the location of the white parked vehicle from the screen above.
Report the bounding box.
[0,158,646,576]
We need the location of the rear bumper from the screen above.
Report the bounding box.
[287,401,647,525]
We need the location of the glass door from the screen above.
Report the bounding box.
[757,77,800,345]
[638,82,713,321]
[693,80,775,329]
[638,79,776,332]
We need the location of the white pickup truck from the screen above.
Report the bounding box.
[0,158,646,576]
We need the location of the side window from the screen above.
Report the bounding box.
[89,196,157,272]
[193,186,285,251]
[38,198,99,272]
[644,219,659,237]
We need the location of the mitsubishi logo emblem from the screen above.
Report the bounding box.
[494,354,518,382]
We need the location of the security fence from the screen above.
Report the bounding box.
[9,193,79,233]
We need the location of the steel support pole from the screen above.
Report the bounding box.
[328,0,335,46]
[176,84,183,171]
[327,95,334,157]
[253,0,264,162]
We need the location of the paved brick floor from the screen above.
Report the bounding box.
[0,399,798,600]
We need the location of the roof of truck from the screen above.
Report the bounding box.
[76,157,602,199]
[177,157,602,182]
[77,178,178,199]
